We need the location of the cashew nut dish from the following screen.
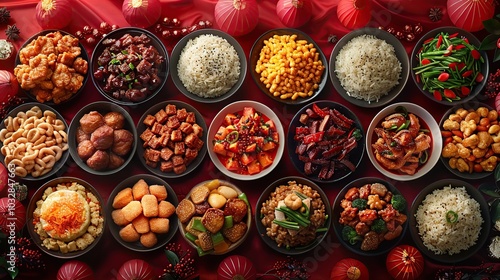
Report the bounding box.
[32,181,104,254]
[441,105,500,174]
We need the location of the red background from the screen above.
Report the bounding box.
[1,0,500,279]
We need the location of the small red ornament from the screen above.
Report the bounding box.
[0,197,26,234]
[395,31,404,40]
[403,24,413,33]
[117,259,152,280]
[57,260,94,280]
[413,23,423,35]
[406,33,415,42]
[218,255,256,280]
[337,0,372,29]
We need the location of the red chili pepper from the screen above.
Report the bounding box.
[449,62,457,70]
[438,72,450,82]
[462,70,473,78]
[415,73,420,83]
[433,90,443,101]
[457,62,466,70]
[497,38,500,49]
[455,44,466,50]
[421,58,431,65]
[295,127,310,135]
[463,38,469,44]
[461,86,471,96]
[449,32,459,38]
[441,131,453,137]
[471,49,481,60]
[444,89,456,98]
[444,45,453,56]
[436,35,443,48]
[424,37,434,44]
[475,72,484,83]
[444,137,453,145]
[312,103,328,117]
[452,130,463,138]
[302,131,324,144]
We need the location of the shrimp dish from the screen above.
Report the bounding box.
[371,106,432,175]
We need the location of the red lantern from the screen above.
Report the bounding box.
[217,255,256,280]
[214,0,259,37]
[276,0,312,28]
[57,260,94,280]
[117,259,153,280]
[447,0,495,32]
[0,197,26,234]
[337,0,372,30]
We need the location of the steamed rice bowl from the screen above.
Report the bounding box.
[335,35,401,103]
[177,34,240,98]
[415,185,483,255]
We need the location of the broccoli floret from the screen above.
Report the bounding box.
[371,219,387,233]
[341,226,362,245]
[391,194,407,212]
[351,198,368,210]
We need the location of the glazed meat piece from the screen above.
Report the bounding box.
[104,111,125,129]
[108,152,125,169]
[86,150,110,170]
[112,129,134,156]
[76,126,90,144]
[80,111,105,134]
[90,125,114,150]
[223,198,248,223]
[77,140,96,160]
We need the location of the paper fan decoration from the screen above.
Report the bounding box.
[337,0,372,29]
[447,0,496,32]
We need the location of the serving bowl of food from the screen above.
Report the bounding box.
[26,177,105,258]
[439,102,499,179]
[256,176,331,255]
[409,179,491,263]
[207,100,284,180]
[332,177,408,256]
[410,27,488,106]
[330,27,409,108]
[170,29,246,103]
[0,103,70,181]
[136,100,207,178]
[107,174,178,252]
[14,30,89,105]
[249,28,328,105]
[90,27,168,106]
[176,179,251,255]
[68,101,137,175]
[366,102,442,181]
[287,100,364,183]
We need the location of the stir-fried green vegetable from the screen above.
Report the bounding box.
[413,32,484,102]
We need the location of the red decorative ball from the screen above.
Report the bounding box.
[117,259,153,280]
[0,197,26,234]
[217,255,256,280]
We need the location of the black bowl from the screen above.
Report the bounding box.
[170,29,246,103]
[26,177,106,258]
[90,27,168,106]
[15,30,89,105]
[0,102,70,181]
[409,179,491,263]
[439,101,495,180]
[249,28,328,105]
[106,174,179,252]
[410,26,489,106]
[255,176,331,255]
[329,27,409,108]
[287,100,364,183]
[136,100,207,178]
[332,177,408,256]
[68,101,137,175]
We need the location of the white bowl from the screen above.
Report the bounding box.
[366,102,442,181]
[207,100,285,180]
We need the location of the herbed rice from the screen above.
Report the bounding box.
[177,34,240,98]
[335,35,401,103]
[415,186,483,255]
[260,181,326,248]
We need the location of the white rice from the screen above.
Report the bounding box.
[415,186,483,255]
[334,35,401,102]
[177,34,240,98]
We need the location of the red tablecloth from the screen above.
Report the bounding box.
[1,0,499,279]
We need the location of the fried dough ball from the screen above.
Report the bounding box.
[77,140,96,160]
[111,129,134,156]
[104,111,125,129]
[108,152,125,170]
[86,150,109,170]
[76,126,90,143]
[90,125,114,150]
[80,111,105,134]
